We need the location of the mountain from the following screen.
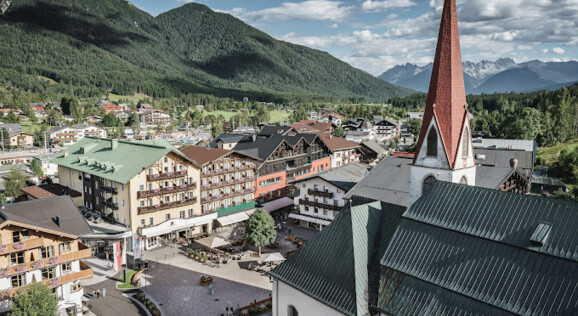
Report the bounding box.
[0,0,411,102]
[379,58,578,94]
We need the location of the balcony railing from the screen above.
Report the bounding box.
[202,164,257,176]
[137,197,198,215]
[299,199,341,212]
[1,243,92,278]
[138,183,197,198]
[147,170,187,181]
[202,177,255,190]
[103,199,119,210]
[0,237,45,255]
[308,189,333,198]
[201,187,255,202]
[60,261,93,284]
[100,185,118,194]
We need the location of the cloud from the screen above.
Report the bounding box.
[552,47,565,54]
[225,1,354,22]
[361,0,417,11]
[329,23,339,29]
[176,0,195,3]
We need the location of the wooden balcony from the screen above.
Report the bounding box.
[201,178,255,190]
[2,243,92,278]
[299,199,341,212]
[147,170,187,181]
[201,187,255,203]
[103,199,119,210]
[0,237,45,255]
[138,183,197,198]
[308,189,333,198]
[137,197,198,215]
[60,261,93,284]
[100,185,118,194]
[202,164,257,176]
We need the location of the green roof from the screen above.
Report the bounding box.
[269,197,405,315]
[50,137,191,184]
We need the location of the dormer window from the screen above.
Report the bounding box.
[426,127,438,156]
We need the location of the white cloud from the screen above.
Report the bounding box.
[542,49,549,54]
[552,47,565,54]
[361,0,417,11]
[176,0,195,3]
[225,1,354,22]
[329,23,339,28]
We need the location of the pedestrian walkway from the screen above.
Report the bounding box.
[83,257,120,286]
[84,277,147,316]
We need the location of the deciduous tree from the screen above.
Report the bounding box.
[9,282,58,316]
[245,209,277,255]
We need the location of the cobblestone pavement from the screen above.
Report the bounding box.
[142,261,271,316]
[84,257,120,286]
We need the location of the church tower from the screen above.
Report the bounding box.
[409,0,476,204]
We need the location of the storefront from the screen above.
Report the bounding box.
[140,212,218,250]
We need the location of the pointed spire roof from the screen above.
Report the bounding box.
[414,0,469,169]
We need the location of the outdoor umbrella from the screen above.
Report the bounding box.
[260,252,285,262]
[195,236,230,249]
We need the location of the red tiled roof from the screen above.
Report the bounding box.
[180,145,231,166]
[317,134,361,152]
[414,0,469,169]
[20,186,58,199]
[290,120,333,134]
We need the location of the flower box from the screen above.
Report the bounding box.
[13,242,25,250]
[31,261,43,269]
[0,269,9,277]
[153,189,160,193]
[0,290,10,300]
[0,245,7,252]
[180,184,187,189]
[48,257,60,265]
[14,264,26,272]
[48,279,60,287]
[153,174,159,178]
[167,187,173,191]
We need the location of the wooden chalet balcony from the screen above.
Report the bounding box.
[103,199,119,210]
[0,237,45,255]
[2,243,92,277]
[202,177,255,190]
[138,183,197,198]
[52,137,78,142]
[202,164,257,176]
[137,197,198,215]
[269,151,308,162]
[147,170,187,181]
[60,261,93,284]
[100,185,118,194]
[308,189,334,198]
[202,187,256,203]
[299,199,341,212]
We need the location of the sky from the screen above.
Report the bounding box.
[129,0,578,76]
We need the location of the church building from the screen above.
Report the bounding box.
[269,1,578,315]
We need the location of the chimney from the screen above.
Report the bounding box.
[63,151,69,157]
[111,138,118,150]
[52,216,61,227]
[509,158,518,169]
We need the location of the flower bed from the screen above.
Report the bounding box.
[133,292,161,316]
[239,298,273,315]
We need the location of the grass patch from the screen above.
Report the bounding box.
[106,93,150,103]
[118,269,138,289]
[537,138,578,166]
[20,123,45,134]
[203,110,291,123]
[203,110,236,120]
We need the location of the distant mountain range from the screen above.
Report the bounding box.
[379,58,578,94]
[0,0,411,102]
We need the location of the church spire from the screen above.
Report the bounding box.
[413,0,469,169]
[409,0,476,204]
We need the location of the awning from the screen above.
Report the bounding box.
[261,197,294,213]
[141,212,218,238]
[217,212,250,226]
[195,236,230,248]
[288,213,332,226]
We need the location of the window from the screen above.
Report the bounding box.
[180,211,185,219]
[149,217,154,226]
[121,199,125,207]
[121,184,125,191]
[314,208,318,213]
[460,176,467,185]
[10,252,24,265]
[188,209,194,218]
[40,246,54,259]
[423,176,437,195]
[288,305,298,316]
[165,196,171,203]
[11,274,25,288]
[141,219,145,227]
[61,262,72,273]
[140,200,145,207]
[139,184,144,191]
[426,127,438,156]
[323,209,328,215]
[12,229,29,243]
[60,242,71,253]
[70,281,82,293]
[164,157,168,163]
[165,213,171,221]
[42,267,56,280]
[462,127,470,157]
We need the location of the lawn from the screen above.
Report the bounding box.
[106,93,150,103]
[118,269,138,289]
[537,138,578,166]
[203,110,291,123]
[20,123,44,134]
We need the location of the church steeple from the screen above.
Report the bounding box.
[409,0,476,204]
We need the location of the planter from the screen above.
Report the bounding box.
[14,264,26,272]
[0,245,7,252]
[48,278,61,287]
[13,242,25,250]
[48,256,60,265]
[200,276,213,286]
[31,261,44,269]
[0,290,10,301]
[0,269,9,277]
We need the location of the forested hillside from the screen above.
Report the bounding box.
[0,0,411,103]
